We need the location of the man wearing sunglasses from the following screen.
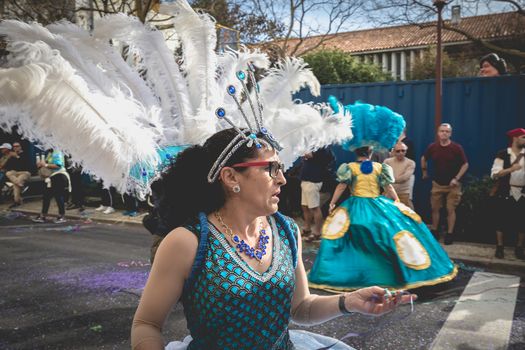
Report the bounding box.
[384,142,415,209]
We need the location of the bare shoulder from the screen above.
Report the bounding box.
[162,226,199,247]
[154,226,199,279]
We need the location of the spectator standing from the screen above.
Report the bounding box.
[277,162,302,217]
[123,193,139,217]
[421,123,469,245]
[142,179,170,264]
[384,142,415,209]
[65,157,85,212]
[479,53,507,77]
[5,142,31,208]
[490,128,525,260]
[398,128,416,161]
[299,148,334,241]
[398,128,416,202]
[96,185,117,214]
[32,149,70,223]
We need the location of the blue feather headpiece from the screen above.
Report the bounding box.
[328,96,405,152]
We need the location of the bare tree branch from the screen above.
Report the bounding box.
[442,21,525,58]
[249,0,366,58]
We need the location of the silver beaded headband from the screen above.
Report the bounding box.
[207,63,282,183]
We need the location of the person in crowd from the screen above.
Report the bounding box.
[0,143,13,188]
[96,185,117,214]
[490,128,525,260]
[421,123,468,245]
[276,162,302,217]
[398,127,416,161]
[32,149,70,223]
[123,193,139,217]
[299,148,334,242]
[142,179,170,264]
[479,53,507,77]
[5,142,31,208]
[131,128,416,350]
[398,127,416,203]
[309,145,456,291]
[65,158,85,212]
[384,142,415,209]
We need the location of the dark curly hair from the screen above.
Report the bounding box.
[148,128,265,234]
[354,146,372,158]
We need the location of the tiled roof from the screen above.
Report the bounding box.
[281,12,525,55]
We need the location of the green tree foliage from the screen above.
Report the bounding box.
[302,49,392,84]
[410,48,479,80]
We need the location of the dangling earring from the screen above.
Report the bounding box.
[232,185,241,193]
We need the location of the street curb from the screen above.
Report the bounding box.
[447,254,525,271]
[8,207,144,227]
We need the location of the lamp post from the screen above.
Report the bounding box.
[433,0,446,135]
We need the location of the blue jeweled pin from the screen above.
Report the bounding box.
[215,107,226,118]
[227,85,236,95]
[236,71,246,81]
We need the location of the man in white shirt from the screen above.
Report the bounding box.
[490,128,525,260]
[384,142,415,210]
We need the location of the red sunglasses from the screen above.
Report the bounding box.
[231,161,284,178]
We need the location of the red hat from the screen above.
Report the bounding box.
[506,128,525,138]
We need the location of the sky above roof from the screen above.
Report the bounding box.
[302,0,515,34]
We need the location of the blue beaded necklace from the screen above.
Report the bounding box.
[215,212,269,263]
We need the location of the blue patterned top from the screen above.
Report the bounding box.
[45,151,65,174]
[181,214,297,350]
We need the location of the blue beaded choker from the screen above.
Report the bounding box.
[215,212,269,263]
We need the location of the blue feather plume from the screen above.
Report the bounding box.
[329,96,405,152]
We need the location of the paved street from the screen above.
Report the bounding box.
[0,212,524,350]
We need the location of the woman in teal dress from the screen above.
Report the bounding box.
[308,146,457,292]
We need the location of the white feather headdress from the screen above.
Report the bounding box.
[0,0,352,196]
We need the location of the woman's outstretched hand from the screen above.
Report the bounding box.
[345,286,417,316]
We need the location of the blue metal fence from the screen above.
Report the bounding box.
[295,75,525,217]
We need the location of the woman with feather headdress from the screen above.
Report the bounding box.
[0,1,417,349]
[128,3,414,350]
[308,98,457,292]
